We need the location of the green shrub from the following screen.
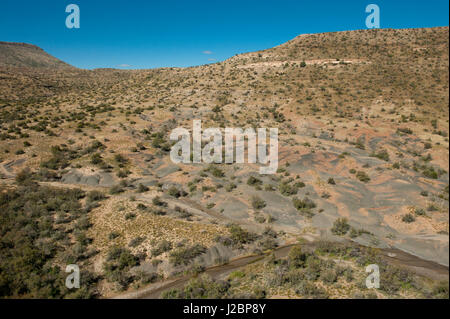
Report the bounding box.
[151,240,173,257]
[288,246,308,269]
[114,154,129,164]
[129,237,146,248]
[397,127,413,135]
[320,269,337,284]
[251,196,266,210]
[152,196,167,207]
[432,281,449,299]
[117,170,128,178]
[292,197,316,217]
[109,185,124,194]
[207,165,225,178]
[228,224,257,246]
[331,218,350,236]
[370,149,390,161]
[295,281,328,299]
[247,176,262,186]
[90,153,103,165]
[280,182,298,196]
[168,186,187,198]
[162,275,231,299]
[402,213,416,223]
[225,183,237,192]
[414,208,426,216]
[169,244,207,266]
[137,183,149,193]
[87,190,106,202]
[15,167,35,185]
[356,171,370,183]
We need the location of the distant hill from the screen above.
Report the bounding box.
[0,42,75,70]
[0,42,132,102]
[0,27,448,109]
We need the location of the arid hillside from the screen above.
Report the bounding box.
[0,27,448,299]
[0,42,75,71]
[0,41,75,70]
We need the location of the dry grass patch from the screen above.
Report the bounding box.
[88,197,227,254]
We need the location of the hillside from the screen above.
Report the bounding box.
[0,27,448,299]
[0,41,75,70]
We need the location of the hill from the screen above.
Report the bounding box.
[0,41,75,70]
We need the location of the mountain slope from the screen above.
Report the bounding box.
[0,42,134,102]
[0,42,75,70]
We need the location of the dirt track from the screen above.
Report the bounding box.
[113,243,449,299]
[379,247,449,281]
[113,244,296,299]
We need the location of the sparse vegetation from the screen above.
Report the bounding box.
[0,26,448,300]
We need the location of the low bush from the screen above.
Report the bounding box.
[151,240,173,257]
[331,218,350,236]
[402,213,416,223]
[251,196,266,210]
[169,244,207,266]
[356,171,370,182]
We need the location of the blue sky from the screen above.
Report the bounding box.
[0,0,448,69]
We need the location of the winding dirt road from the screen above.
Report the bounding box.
[113,244,296,299]
[112,242,449,299]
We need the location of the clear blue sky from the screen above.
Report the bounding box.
[0,0,448,69]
